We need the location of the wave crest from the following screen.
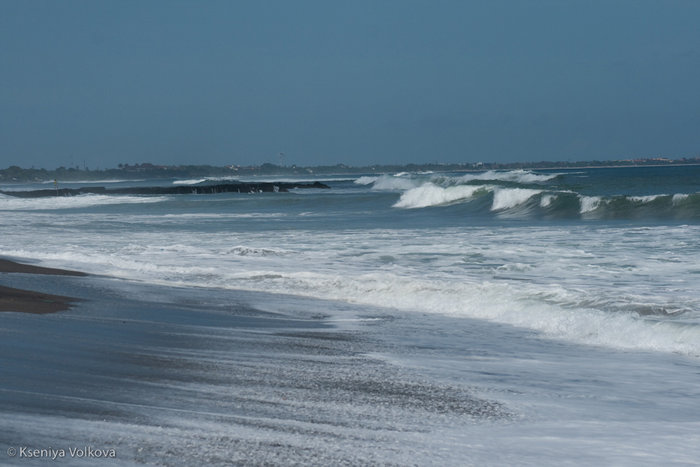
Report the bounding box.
[368,175,419,191]
[393,183,489,209]
[491,188,542,211]
[460,169,561,184]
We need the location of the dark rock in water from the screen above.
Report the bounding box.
[0,181,330,198]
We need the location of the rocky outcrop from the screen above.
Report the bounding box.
[0,181,329,198]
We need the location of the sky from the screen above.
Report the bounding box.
[1,0,699,169]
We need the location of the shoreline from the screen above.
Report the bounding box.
[0,258,85,313]
[0,269,512,465]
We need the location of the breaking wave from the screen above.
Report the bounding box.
[9,246,699,357]
[394,184,490,208]
[368,175,419,191]
[390,179,700,219]
[173,176,239,185]
[458,169,563,184]
[357,169,560,192]
[354,176,379,185]
[491,188,542,211]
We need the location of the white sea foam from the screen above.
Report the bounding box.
[11,245,700,357]
[353,176,379,185]
[175,265,700,357]
[629,194,665,203]
[672,193,690,204]
[0,194,167,211]
[460,169,560,184]
[370,175,418,191]
[173,176,241,185]
[4,222,700,357]
[491,188,541,211]
[579,196,602,213]
[393,183,488,208]
[226,246,289,256]
[540,194,556,207]
[173,178,208,185]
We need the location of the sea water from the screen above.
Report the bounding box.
[2,165,700,464]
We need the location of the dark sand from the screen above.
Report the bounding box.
[0,285,78,314]
[0,258,87,276]
[0,258,84,313]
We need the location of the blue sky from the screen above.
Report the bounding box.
[1,0,699,169]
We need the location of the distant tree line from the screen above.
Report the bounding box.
[1,157,699,183]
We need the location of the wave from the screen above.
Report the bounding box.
[574,193,700,219]
[0,193,168,211]
[389,176,700,219]
[578,196,602,214]
[357,169,560,196]
[540,194,556,207]
[459,169,562,184]
[394,183,490,208]
[173,178,209,185]
[259,272,700,356]
[394,183,549,212]
[673,193,690,204]
[491,188,542,211]
[18,247,697,356]
[354,176,379,185]
[4,218,700,358]
[367,175,419,191]
[629,194,666,203]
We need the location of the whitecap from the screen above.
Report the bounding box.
[579,196,602,214]
[173,178,207,185]
[354,176,379,185]
[491,188,542,211]
[460,169,561,184]
[540,194,556,207]
[371,175,419,191]
[672,193,690,205]
[629,194,666,203]
[393,183,488,209]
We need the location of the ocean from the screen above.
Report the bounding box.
[2,165,700,465]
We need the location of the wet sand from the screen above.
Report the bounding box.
[0,285,78,314]
[0,258,84,313]
[0,265,509,465]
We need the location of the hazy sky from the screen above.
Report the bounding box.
[1,0,699,169]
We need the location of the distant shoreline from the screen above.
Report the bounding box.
[508,162,700,171]
[2,158,699,183]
